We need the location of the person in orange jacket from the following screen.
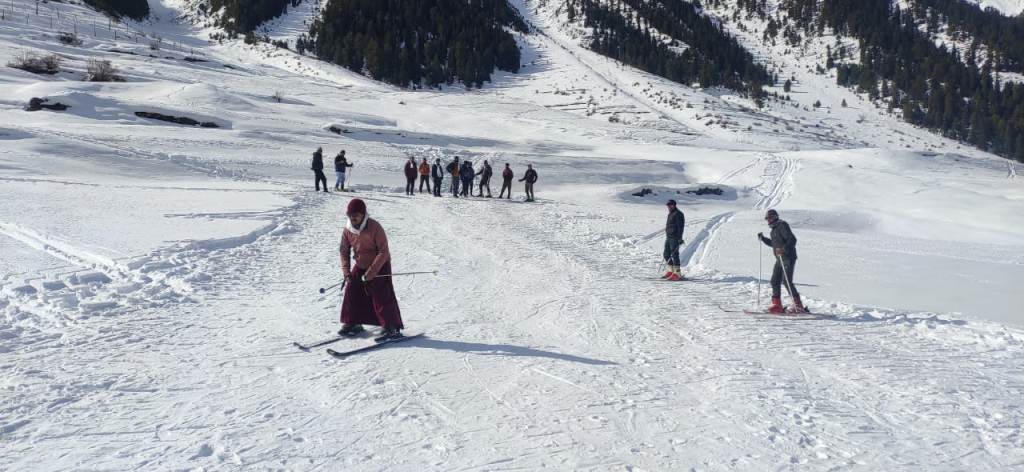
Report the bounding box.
[418,158,431,194]
[447,157,461,197]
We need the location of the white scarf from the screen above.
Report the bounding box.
[345,214,369,235]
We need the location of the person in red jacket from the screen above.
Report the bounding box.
[403,157,417,196]
[338,198,405,341]
[498,163,514,199]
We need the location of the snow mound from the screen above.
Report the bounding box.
[620,184,744,205]
[5,83,233,129]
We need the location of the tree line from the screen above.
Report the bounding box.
[304,0,526,89]
[84,0,149,21]
[569,0,772,103]
[779,0,1024,161]
[909,0,1024,73]
[206,0,302,34]
[721,0,1024,162]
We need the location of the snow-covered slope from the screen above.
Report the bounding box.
[2,0,1023,470]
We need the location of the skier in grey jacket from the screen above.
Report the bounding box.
[758,209,804,313]
[662,199,686,280]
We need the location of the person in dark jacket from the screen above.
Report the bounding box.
[498,163,514,199]
[460,161,474,197]
[476,160,493,197]
[334,150,353,191]
[403,157,417,196]
[758,209,804,313]
[431,158,444,197]
[312,147,328,193]
[662,199,686,281]
[519,164,538,202]
[447,157,461,197]
[338,198,405,341]
[418,158,431,194]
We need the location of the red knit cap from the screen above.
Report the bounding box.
[346,198,367,215]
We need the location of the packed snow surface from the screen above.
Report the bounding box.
[2,0,1023,470]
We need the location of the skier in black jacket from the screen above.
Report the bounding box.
[476,160,493,197]
[431,159,444,197]
[311,147,328,193]
[519,164,538,202]
[460,161,474,197]
[758,209,804,313]
[662,199,686,281]
[334,150,353,191]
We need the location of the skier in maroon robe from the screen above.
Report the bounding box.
[338,198,405,341]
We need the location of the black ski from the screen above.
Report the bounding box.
[721,307,834,320]
[293,336,346,351]
[294,330,374,350]
[326,333,424,359]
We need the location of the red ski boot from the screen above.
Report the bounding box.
[767,296,785,313]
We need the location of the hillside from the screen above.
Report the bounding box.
[1,0,1023,470]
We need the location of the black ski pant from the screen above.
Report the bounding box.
[451,177,460,197]
[461,177,472,196]
[314,170,327,192]
[419,175,430,193]
[771,257,799,299]
[499,179,512,198]
[405,177,415,195]
[663,239,682,267]
[433,177,442,196]
[478,177,491,197]
[524,182,535,201]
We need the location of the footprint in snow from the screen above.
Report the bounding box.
[190,443,214,460]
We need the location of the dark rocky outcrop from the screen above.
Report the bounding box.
[25,97,70,111]
[135,111,218,128]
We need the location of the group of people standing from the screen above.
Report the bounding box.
[404,157,539,202]
[662,201,805,314]
[311,147,354,193]
[313,148,540,202]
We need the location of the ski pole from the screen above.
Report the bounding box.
[319,278,346,294]
[372,270,437,278]
[776,253,797,306]
[757,240,763,309]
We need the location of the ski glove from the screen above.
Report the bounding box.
[774,248,785,256]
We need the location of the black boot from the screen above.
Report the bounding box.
[337,324,365,337]
[374,326,403,343]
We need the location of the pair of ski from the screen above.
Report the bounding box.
[293,332,423,358]
[720,306,834,320]
[639,275,696,282]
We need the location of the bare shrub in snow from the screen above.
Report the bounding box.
[58,32,82,46]
[272,91,284,103]
[7,53,61,75]
[85,59,124,82]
